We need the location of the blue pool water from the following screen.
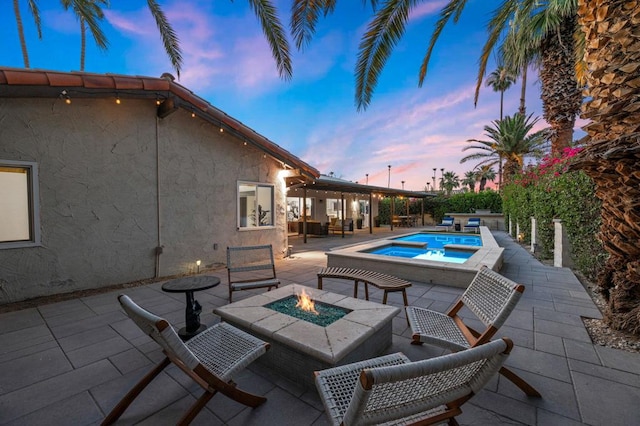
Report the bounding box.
[394,233,482,248]
[365,245,472,264]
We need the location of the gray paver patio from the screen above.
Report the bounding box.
[1,228,639,425]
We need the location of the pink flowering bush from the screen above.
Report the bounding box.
[502,147,606,280]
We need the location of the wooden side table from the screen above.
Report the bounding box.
[161,275,220,341]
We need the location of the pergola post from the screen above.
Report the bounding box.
[390,196,395,230]
[303,187,307,244]
[369,193,373,234]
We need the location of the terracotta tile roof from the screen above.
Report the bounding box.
[0,67,320,179]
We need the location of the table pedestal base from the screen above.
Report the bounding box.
[178,324,208,341]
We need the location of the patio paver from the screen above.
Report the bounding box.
[1,228,639,425]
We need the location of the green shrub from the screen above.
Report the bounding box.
[501,148,606,280]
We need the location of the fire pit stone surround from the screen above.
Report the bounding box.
[214,284,400,386]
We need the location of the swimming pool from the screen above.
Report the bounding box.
[364,244,473,264]
[394,233,482,248]
[326,228,504,288]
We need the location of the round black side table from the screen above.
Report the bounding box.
[161,275,220,341]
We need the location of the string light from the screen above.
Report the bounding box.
[115,97,121,105]
[191,112,196,118]
[60,90,71,104]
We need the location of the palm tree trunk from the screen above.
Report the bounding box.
[499,91,504,120]
[13,0,30,68]
[576,0,640,336]
[539,15,582,155]
[519,66,527,116]
[80,17,86,71]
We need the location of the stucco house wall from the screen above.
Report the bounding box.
[0,96,288,303]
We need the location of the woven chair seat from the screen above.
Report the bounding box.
[405,307,470,351]
[187,322,269,382]
[315,340,513,426]
[405,266,542,398]
[102,295,270,425]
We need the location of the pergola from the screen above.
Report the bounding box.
[285,175,434,242]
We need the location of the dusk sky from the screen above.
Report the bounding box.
[2,0,587,191]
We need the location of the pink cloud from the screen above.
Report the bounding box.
[408,1,449,22]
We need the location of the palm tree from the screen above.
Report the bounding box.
[461,171,477,192]
[12,0,42,68]
[574,2,640,335]
[485,66,515,120]
[499,9,540,117]
[475,166,496,191]
[464,114,549,184]
[61,0,109,71]
[533,8,583,155]
[485,65,515,188]
[440,171,460,196]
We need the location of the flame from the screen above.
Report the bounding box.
[296,289,318,315]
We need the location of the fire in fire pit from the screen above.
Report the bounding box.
[296,289,318,314]
[264,291,351,327]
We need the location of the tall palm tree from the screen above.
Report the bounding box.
[440,171,460,196]
[464,114,549,184]
[461,171,477,192]
[61,0,109,71]
[485,66,515,121]
[533,8,583,155]
[485,65,515,189]
[574,1,640,335]
[475,165,496,191]
[12,0,42,68]
[499,8,540,117]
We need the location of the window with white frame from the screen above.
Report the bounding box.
[0,160,41,248]
[237,182,274,229]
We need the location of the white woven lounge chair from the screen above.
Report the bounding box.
[315,338,513,426]
[406,266,541,397]
[102,295,270,426]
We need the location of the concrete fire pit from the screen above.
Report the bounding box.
[213,284,399,387]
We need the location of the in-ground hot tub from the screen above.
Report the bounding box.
[213,284,399,387]
[326,227,504,288]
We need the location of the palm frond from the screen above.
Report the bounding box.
[291,0,334,51]
[147,0,182,77]
[355,0,412,111]
[28,0,42,38]
[249,0,293,80]
[473,0,518,106]
[418,0,466,87]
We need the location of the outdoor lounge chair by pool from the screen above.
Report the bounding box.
[463,217,481,232]
[406,266,541,397]
[102,295,270,426]
[435,216,455,231]
[315,338,513,426]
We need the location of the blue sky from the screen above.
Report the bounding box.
[2,0,585,190]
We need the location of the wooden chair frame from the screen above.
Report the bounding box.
[406,266,541,397]
[227,244,280,302]
[102,295,269,425]
[315,338,514,426]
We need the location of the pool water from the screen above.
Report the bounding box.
[394,232,482,248]
[365,245,472,264]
